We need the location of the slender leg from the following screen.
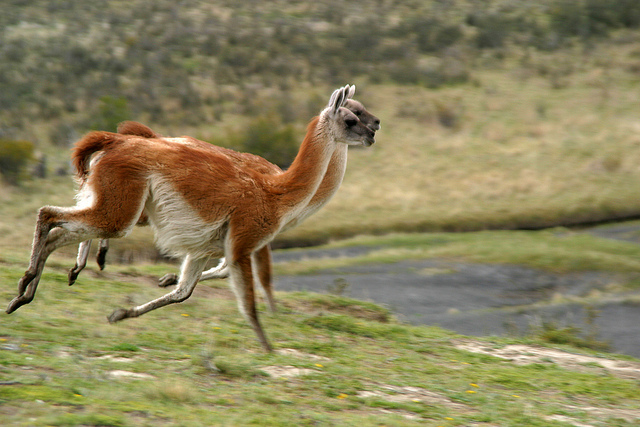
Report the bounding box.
[228,253,272,352]
[108,254,209,322]
[157,272,178,288]
[200,258,229,280]
[69,240,92,285]
[8,207,60,313]
[253,246,276,313]
[96,239,109,270]
[8,226,88,313]
[158,258,228,287]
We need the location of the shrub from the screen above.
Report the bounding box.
[89,96,131,132]
[0,138,34,185]
[226,114,299,168]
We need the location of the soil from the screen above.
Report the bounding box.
[273,223,640,358]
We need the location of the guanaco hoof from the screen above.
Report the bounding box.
[6,294,30,314]
[108,308,130,323]
[158,273,178,287]
[96,251,107,271]
[68,266,80,286]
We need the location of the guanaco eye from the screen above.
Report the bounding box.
[355,110,362,116]
[345,118,358,127]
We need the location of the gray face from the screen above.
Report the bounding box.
[339,107,376,147]
[344,99,381,132]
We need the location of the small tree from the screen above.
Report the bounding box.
[90,96,131,132]
[227,115,299,168]
[0,139,34,185]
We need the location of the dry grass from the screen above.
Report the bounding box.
[3,41,640,255]
[279,41,640,244]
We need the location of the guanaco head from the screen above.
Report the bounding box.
[342,84,381,132]
[344,99,381,132]
[324,85,376,147]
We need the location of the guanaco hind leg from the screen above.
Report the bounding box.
[68,238,108,286]
[8,175,146,313]
[8,209,95,313]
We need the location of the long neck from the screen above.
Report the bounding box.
[270,116,334,218]
[308,144,348,208]
[279,143,348,232]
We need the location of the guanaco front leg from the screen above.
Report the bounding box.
[253,246,276,313]
[96,239,109,270]
[69,239,92,286]
[158,257,228,288]
[107,254,209,323]
[228,253,272,352]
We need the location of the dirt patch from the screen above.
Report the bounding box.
[281,297,390,322]
[275,348,330,361]
[260,366,318,379]
[454,339,640,380]
[357,383,471,411]
[107,370,155,380]
[455,339,640,424]
[261,348,329,379]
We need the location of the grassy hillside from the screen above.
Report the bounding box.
[3,0,638,138]
[4,2,640,425]
[3,0,640,252]
[6,52,640,254]
[2,233,640,426]
[282,55,640,244]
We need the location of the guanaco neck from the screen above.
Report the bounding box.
[309,143,348,207]
[268,116,335,219]
[279,142,348,232]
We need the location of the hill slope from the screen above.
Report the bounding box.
[1,256,640,426]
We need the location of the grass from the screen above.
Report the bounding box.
[2,231,640,425]
[3,29,640,426]
[274,227,640,275]
[277,41,640,245]
[3,39,640,257]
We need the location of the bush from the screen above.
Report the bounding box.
[225,114,299,168]
[0,138,34,185]
[549,0,640,41]
[89,96,131,132]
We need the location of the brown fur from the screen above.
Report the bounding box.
[70,98,380,307]
[8,85,376,352]
[117,121,160,138]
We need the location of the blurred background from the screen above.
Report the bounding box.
[1,0,640,257]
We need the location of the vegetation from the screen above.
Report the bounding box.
[0,139,33,185]
[3,0,640,241]
[2,229,640,425]
[2,0,640,137]
[3,2,640,423]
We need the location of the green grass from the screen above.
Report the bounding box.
[275,227,640,275]
[3,25,640,426]
[1,239,640,426]
[5,38,640,255]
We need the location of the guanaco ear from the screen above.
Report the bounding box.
[327,85,352,114]
[347,85,356,99]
